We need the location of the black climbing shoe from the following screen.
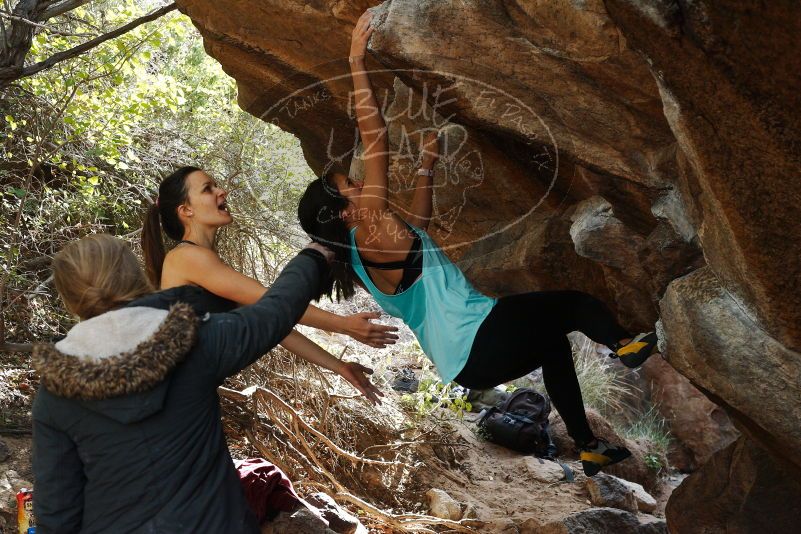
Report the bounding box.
[580,439,632,477]
[615,332,658,368]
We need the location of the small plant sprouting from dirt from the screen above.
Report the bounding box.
[400,376,473,418]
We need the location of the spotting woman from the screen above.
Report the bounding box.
[33,233,332,531]
[141,166,385,404]
[297,10,659,476]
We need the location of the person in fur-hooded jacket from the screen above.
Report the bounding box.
[31,233,333,533]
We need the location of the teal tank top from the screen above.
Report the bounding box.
[349,225,497,383]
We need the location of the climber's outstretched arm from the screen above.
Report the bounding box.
[404,132,440,230]
[349,11,389,214]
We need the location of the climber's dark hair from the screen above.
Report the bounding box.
[141,166,201,287]
[297,172,358,301]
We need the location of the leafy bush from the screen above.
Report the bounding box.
[2,4,314,346]
[400,377,472,418]
[622,405,671,471]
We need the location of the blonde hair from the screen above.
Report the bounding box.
[53,234,153,320]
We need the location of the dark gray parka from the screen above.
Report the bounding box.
[31,250,327,533]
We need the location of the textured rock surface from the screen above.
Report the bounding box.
[306,493,362,534]
[174,0,800,524]
[425,488,462,521]
[659,267,801,464]
[585,473,638,513]
[261,505,338,534]
[666,437,801,534]
[535,507,667,534]
[642,356,739,469]
[523,457,568,484]
[614,476,657,514]
[604,1,801,352]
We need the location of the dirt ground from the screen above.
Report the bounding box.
[408,416,675,532]
[1,337,678,533]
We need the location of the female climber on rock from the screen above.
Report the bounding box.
[296,10,658,476]
[141,165,387,405]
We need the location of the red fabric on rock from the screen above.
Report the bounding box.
[234,458,302,523]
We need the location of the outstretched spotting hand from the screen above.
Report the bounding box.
[344,311,399,348]
[350,10,374,59]
[337,361,384,405]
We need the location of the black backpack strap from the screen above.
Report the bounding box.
[556,459,575,483]
[539,456,575,483]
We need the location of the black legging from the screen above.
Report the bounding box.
[454,290,630,447]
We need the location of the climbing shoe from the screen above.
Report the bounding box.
[580,439,632,477]
[615,331,658,368]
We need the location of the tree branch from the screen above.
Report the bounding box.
[0,2,176,86]
[0,11,93,37]
[38,0,93,21]
[0,342,33,352]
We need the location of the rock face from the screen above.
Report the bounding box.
[536,508,666,534]
[585,474,638,513]
[642,356,738,470]
[666,437,801,534]
[175,0,800,525]
[660,268,801,464]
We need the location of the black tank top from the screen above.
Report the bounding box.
[358,232,424,294]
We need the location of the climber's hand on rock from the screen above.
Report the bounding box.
[350,11,374,60]
[421,131,441,167]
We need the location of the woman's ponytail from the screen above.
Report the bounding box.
[141,202,166,288]
[140,166,198,288]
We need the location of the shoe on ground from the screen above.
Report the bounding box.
[615,331,658,368]
[580,438,632,476]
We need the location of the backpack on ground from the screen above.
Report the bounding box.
[477,387,556,457]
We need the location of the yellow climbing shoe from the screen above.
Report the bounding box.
[616,332,658,368]
[580,439,632,476]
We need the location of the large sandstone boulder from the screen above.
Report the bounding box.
[666,437,801,534]
[603,1,801,352]
[174,0,800,524]
[659,268,801,465]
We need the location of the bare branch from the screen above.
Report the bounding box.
[0,2,176,86]
[0,11,48,29]
[38,0,93,22]
[0,342,33,352]
[0,12,95,38]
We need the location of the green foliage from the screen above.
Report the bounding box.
[644,453,663,471]
[621,405,671,472]
[400,377,472,418]
[1,1,315,343]
[570,334,634,415]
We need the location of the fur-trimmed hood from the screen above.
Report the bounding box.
[33,303,198,423]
